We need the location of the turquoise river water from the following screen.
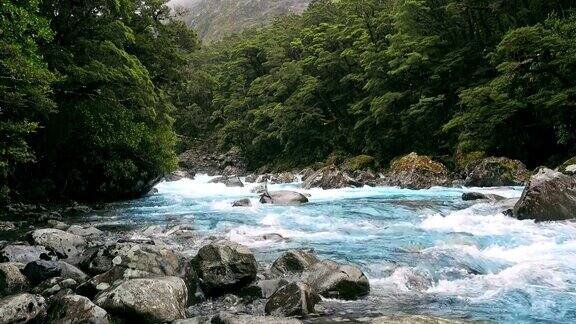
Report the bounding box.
[79,175,576,323]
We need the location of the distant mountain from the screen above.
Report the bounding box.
[171,0,311,42]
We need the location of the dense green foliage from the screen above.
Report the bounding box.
[0,0,199,202]
[3,0,576,203]
[178,0,576,170]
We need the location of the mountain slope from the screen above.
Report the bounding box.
[173,0,311,42]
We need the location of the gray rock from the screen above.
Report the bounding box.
[464,157,529,187]
[0,244,54,263]
[47,294,110,324]
[95,277,187,323]
[0,293,47,323]
[166,169,195,182]
[462,192,505,201]
[302,165,361,189]
[32,277,78,297]
[265,281,320,316]
[271,249,319,276]
[67,225,103,237]
[28,228,86,264]
[195,240,257,297]
[80,242,183,276]
[257,278,289,298]
[301,260,369,300]
[0,263,30,297]
[22,260,87,286]
[232,198,252,207]
[260,191,308,205]
[76,266,155,299]
[513,168,576,221]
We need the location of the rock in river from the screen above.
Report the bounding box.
[302,165,361,189]
[95,277,187,323]
[265,281,320,317]
[464,157,529,187]
[381,153,450,189]
[513,168,576,221]
[194,240,257,297]
[232,198,252,207]
[301,260,369,300]
[271,249,319,276]
[260,190,308,205]
[462,192,505,201]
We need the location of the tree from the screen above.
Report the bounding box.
[0,0,55,203]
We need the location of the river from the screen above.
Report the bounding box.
[74,175,576,323]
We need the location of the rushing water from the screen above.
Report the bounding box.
[79,175,576,323]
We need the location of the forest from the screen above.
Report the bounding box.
[2,0,576,203]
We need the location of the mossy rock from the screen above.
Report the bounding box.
[455,150,486,173]
[557,156,576,174]
[464,157,530,187]
[390,153,448,175]
[324,152,347,167]
[342,155,375,172]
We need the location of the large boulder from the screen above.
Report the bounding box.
[513,168,576,221]
[0,263,29,297]
[382,153,450,189]
[265,281,320,317]
[270,249,319,276]
[342,155,376,172]
[76,266,155,299]
[80,242,183,276]
[22,260,88,286]
[194,240,257,297]
[0,244,54,263]
[301,260,369,300]
[464,157,529,187]
[28,228,86,264]
[95,277,187,323]
[47,294,109,324]
[0,293,47,323]
[260,190,309,205]
[302,165,361,189]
